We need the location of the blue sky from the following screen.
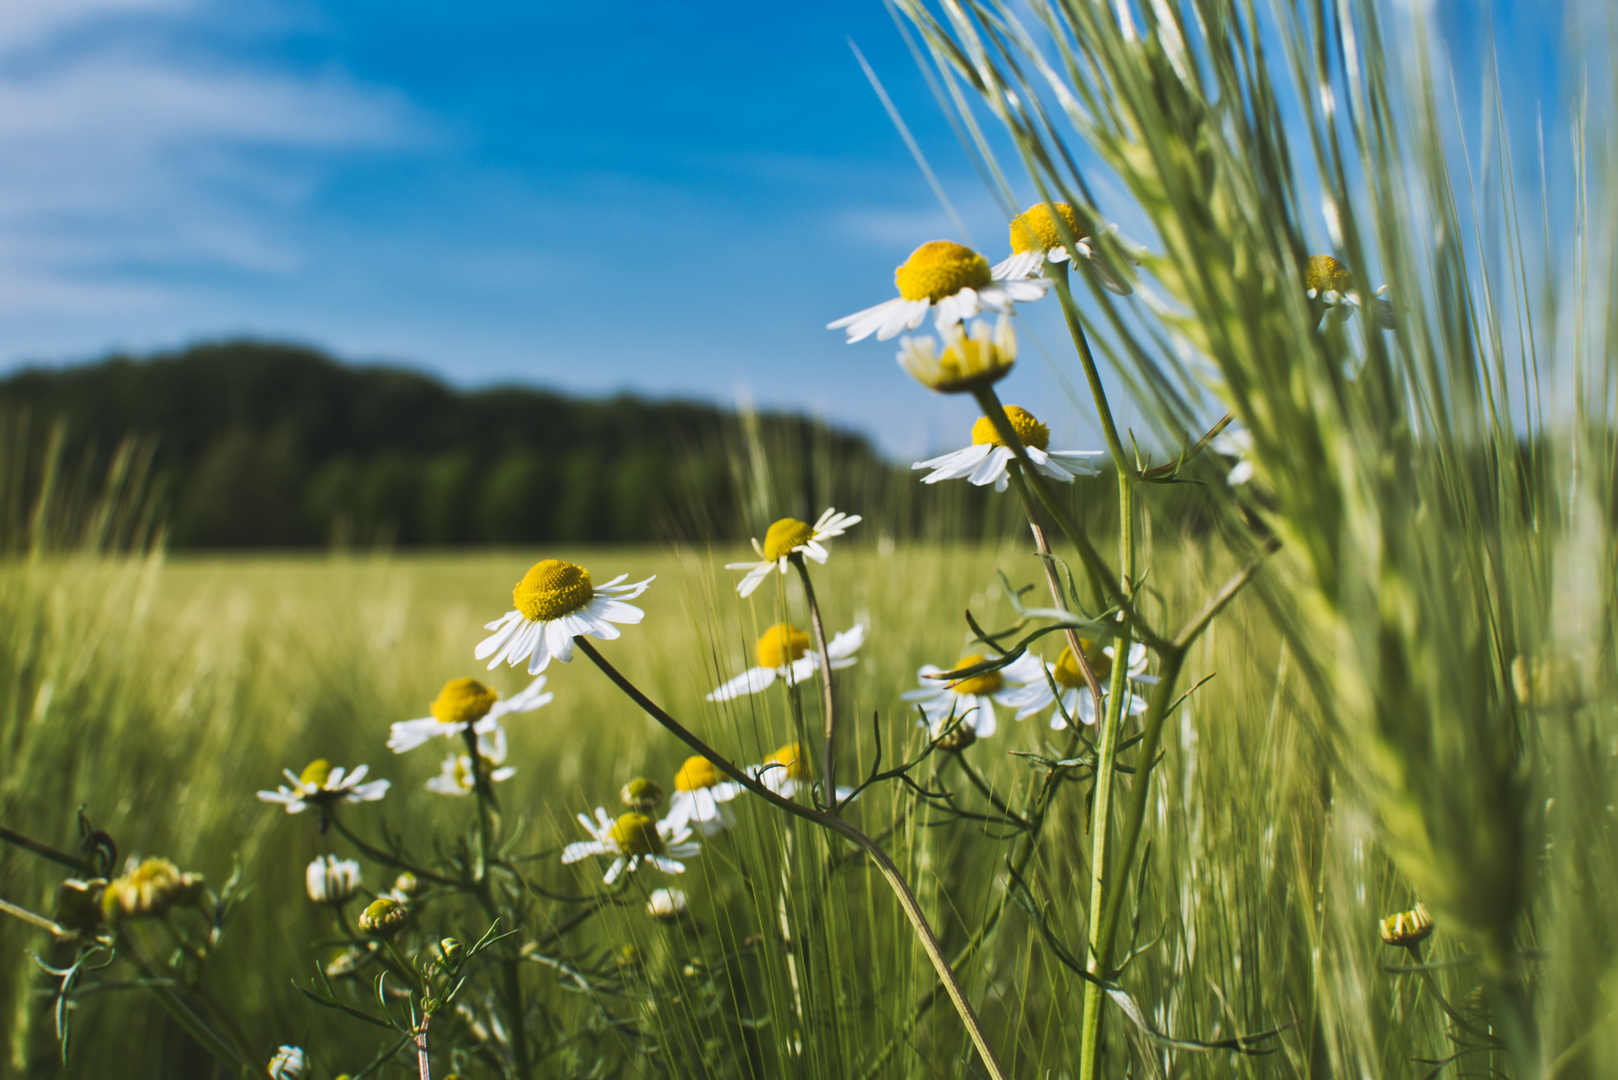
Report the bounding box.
[0,0,1584,457]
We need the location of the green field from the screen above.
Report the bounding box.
[4,541,1577,1079]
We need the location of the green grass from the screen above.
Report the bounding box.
[5,538,1599,1077]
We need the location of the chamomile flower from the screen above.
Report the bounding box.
[999,640,1155,729]
[664,755,742,836]
[706,622,867,701]
[425,724,517,796]
[828,240,1050,343]
[896,316,1016,394]
[305,855,362,905]
[257,760,390,814]
[748,740,857,801]
[902,651,1049,739]
[912,405,1103,493]
[727,508,861,597]
[267,1045,306,1080]
[647,887,688,921]
[477,559,654,674]
[992,202,1133,295]
[389,674,552,754]
[562,808,700,885]
[1305,254,1393,326]
[1209,422,1254,486]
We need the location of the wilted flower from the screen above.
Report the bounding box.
[477,559,654,674]
[305,855,362,905]
[267,1045,306,1080]
[664,755,742,835]
[102,858,206,922]
[621,776,665,811]
[828,239,1050,343]
[903,652,1048,739]
[257,759,390,814]
[1379,902,1435,948]
[358,897,409,939]
[707,622,866,702]
[896,317,1017,394]
[561,808,700,885]
[912,406,1102,493]
[389,674,552,753]
[725,508,861,597]
[647,887,688,921]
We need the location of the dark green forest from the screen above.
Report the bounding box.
[0,341,1035,549]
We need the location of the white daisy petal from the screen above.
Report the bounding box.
[707,666,781,702]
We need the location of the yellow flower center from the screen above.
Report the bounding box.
[947,654,1005,696]
[1010,202,1085,254]
[430,677,499,726]
[513,559,594,621]
[608,812,664,855]
[762,517,814,561]
[1053,642,1111,689]
[299,759,333,788]
[765,742,810,780]
[451,756,473,789]
[971,405,1050,450]
[1305,254,1352,295]
[674,756,724,792]
[756,623,812,669]
[895,241,992,302]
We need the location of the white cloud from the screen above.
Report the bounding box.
[0,0,419,315]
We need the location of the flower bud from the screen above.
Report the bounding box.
[620,777,665,811]
[267,1044,306,1080]
[391,872,422,901]
[305,855,362,905]
[358,897,409,939]
[646,887,688,921]
[101,858,205,922]
[1379,902,1434,948]
[54,878,108,933]
[439,936,465,968]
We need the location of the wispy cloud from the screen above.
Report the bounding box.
[0,0,419,314]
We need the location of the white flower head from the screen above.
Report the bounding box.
[746,741,856,802]
[647,887,688,921]
[999,640,1156,729]
[707,622,866,702]
[727,508,861,597]
[896,316,1017,394]
[425,723,518,796]
[912,405,1103,493]
[257,760,390,814]
[306,855,362,905]
[828,239,1049,344]
[664,755,743,835]
[562,808,700,885]
[477,559,654,675]
[267,1045,306,1080]
[1209,422,1254,487]
[389,674,552,754]
[992,202,1133,295]
[902,651,1049,739]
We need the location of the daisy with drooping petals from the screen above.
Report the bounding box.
[706,622,867,701]
[992,202,1133,296]
[562,808,700,885]
[389,675,552,753]
[425,723,518,796]
[664,755,742,835]
[896,316,1017,394]
[477,559,654,674]
[828,240,1050,343]
[727,508,861,597]
[902,652,1049,739]
[912,405,1103,493]
[257,759,390,814]
[999,640,1156,729]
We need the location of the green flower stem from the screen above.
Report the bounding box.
[575,636,1011,1080]
[0,895,65,936]
[952,752,1033,832]
[0,824,98,876]
[325,810,460,888]
[1047,263,1130,475]
[120,931,257,1073]
[791,555,841,812]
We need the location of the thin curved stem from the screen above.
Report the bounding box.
[791,555,841,812]
[575,637,1009,1080]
